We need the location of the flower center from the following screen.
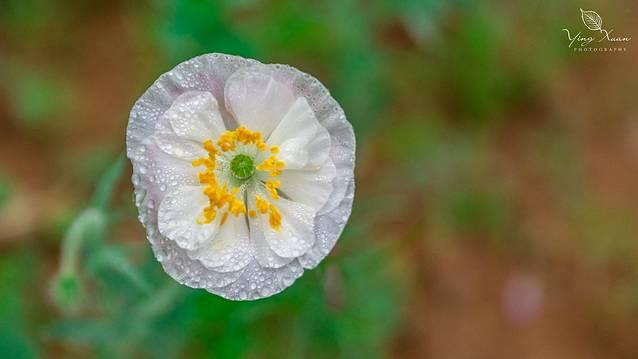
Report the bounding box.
[191,126,285,231]
[230,154,255,180]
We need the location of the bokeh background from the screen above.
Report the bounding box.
[2,0,638,357]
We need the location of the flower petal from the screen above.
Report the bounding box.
[157,185,220,251]
[165,91,227,142]
[133,136,200,217]
[224,65,296,138]
[188,214,253,272]
[247,195,295,269]
[127,54,258,154]
[249,64,355,269]
[259,196,315,258]
[152,133,207,162]
[209,260,304,300]
[277,160,336,213]
[267,96,332,170]
[299,180,355,269]
[251,93,335,213]
[250,220,294,269]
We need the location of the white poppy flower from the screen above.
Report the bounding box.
[127,54,355,300]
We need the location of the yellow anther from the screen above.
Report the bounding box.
[256,155,285,177]
[255,195,269,214]
[198,169,216,185]
[215,126,269,153]
[217,130,236,152]
[197,208,217,224]
[203,139,217,154]
[229,198,246,216]
[192,157,212,167]
[253,195,282,230]
[265,179,281,200]
[249,210,256,218]
[253,131,263,142]
[269,204,282,231]
[270,145,279,154]
[220,212,229,225]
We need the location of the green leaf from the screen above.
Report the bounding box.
[88,247,151,294]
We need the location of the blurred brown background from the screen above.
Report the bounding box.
[1,0,638,358]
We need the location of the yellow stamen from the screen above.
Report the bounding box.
[192,126,284,231]
[216,126,268,153]
[253,194,282,230]
[203,139,217,154]
[192,157,213,167]
[265,179,281,200]
[217,131,236,151]
[192,138,248,224]
[255,195,269,214]
[256,155,285,177]
[269,204,282,231]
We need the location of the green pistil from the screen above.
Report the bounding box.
[230,154,255,180]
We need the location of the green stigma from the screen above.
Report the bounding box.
[230,154,255,180]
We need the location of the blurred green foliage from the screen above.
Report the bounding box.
[0,255,39,359]
[157,0,256,63]
[0,173,13,210]
[10,72,72,128]
[0,62,73,130]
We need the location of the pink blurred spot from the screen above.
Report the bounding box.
[502,272,544,326]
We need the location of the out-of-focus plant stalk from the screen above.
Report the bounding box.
[50,155,125,312]
[59,208,105,276]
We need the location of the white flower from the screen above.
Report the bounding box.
[127,54,355,300]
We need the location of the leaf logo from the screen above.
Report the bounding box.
[580,8,602,31]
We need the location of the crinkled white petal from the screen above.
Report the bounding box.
[188,214,253,273]
[152,133,207,161]
[267,96,331,170]
[209,260,304,301]
[238,63,356,269]
[224,65,296,138]
[250,88,335,213]
[299,180,355,269]
[133,136,200,218]
[277,160,336,213]
[259,195,316,258]
[248,206,294,269]
[128,54,257,153]
[157,185,220,251]
[127,54,355,300]
[165,91,227,142]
